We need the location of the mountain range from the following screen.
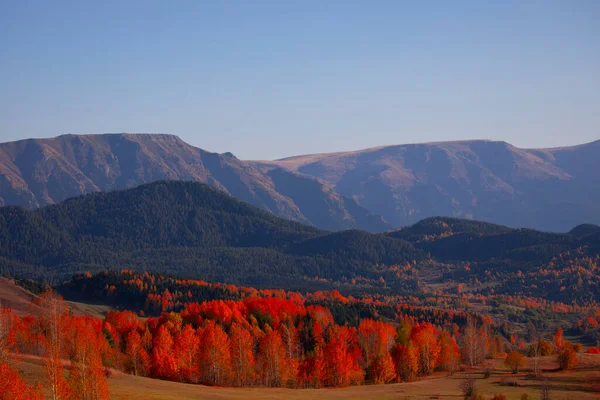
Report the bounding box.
[258,139,600,232]
[1,133,599,232]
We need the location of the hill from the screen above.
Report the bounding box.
[258,139,600,232]
[0,276,108,318]
[0,133,389,232]
[0,180,422,288]
[570,223,600,237]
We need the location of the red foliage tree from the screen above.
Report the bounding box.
[257,330,295,387]
[411,323,440,376]
[229,323,256,386]
[151,325,178,380]
[174,324,200,382]
[0,361,44,400]
[323,326,363,387]
[68,320,109,400]
[125,330,150,377]
[438,330,460,374]
[198,321,231,386]
[392,343,419,382]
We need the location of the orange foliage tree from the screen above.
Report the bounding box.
[198,321,231,386]
[258,330,295,387]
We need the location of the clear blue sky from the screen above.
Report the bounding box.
[1,0,599,159]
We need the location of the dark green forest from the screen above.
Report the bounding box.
[1,181,598,302]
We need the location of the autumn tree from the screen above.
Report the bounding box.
[368,352,396,384]
[358,319,395,383]
[553,328,564,349]
[461,318,488,366]
[504,351,527,374]
[411,323,440,376]
[38,291,70,400]
[322,326,363,387]
[528,339,553,357]
[395,318,412,346]
[438,331,460,375]
[68,321,109,400]
[298,346,325,388]
[151,325,178,380]
[125,330,149,377]
[174,324,199,382]
[0,361,44,400]
[0,308,15,364]
[392,342,419,382]
[198,321,231,386]
[257,330,295,387]
[557,343,578,371]
[527,338,552,377]
[229,323,255,386]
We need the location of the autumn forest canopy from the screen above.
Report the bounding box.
[1,271,599,399]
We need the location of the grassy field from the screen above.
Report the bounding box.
[0,277,110,318]
[16,354,600,400]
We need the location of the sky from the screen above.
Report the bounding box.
[0,1,599,160]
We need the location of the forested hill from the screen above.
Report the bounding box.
[389,217,599,263]
[0,181,424,288]
[0,181,598,303]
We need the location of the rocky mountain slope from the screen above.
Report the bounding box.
[0,134,389,232]
[2,133,598,232]
[257,139,600,232]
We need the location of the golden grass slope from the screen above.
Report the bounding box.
[15,354,600,400]
[0,277,109,318]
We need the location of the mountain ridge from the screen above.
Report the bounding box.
[2,133,599,232]
[255,138,600,231]
[0,133,389,232]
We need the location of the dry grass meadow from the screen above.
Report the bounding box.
[15,354,600,400]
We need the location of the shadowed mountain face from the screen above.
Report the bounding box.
[258,139,600,232]
[0,134,389,232]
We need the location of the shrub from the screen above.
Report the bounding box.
[492,394,507,400]
[466,392,486,400]
[520,394,533,400]
[500,378,519,387]
[586,347,600,354]
[460,375,476,397]
[483,367,491,379]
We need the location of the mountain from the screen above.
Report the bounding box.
[569,224,600,238]
[0,180,422,288]
[257,139,600,232]
[0,133,389,232]
[3,134,599,232]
